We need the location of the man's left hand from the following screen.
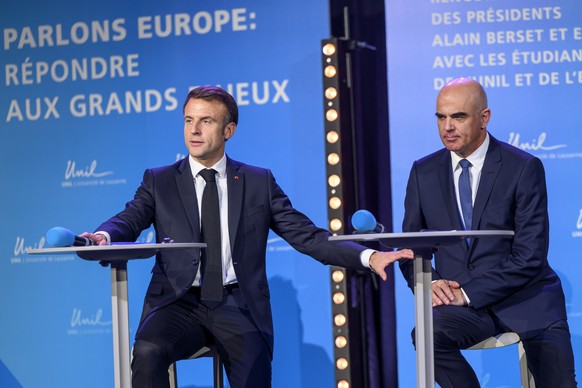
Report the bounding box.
[432,279,467,306]
[369,249,414,281]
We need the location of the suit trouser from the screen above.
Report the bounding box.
[412,305,576,388]
[131,286,272,388]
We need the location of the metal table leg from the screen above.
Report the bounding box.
[414,252,434,388]
[110,261,131,388]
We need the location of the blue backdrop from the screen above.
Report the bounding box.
[0,1,334,387]
[386,0,582,386]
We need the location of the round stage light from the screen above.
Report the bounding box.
[334,313,346,326]
[322,43,336,56]
[324,65,337,78]
[333,292,345,304]
[329,196,341,210]
[326,131,339,144]
[336,357,348,370]
[325,87,338,99]
[335,336,347,348]
[327,153,340,165]
[330,218,342,231]
[332,270,344,282]
[326,109,338,121]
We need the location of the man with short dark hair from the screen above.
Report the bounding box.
[82,86,413,387]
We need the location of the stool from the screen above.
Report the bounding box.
[168,346,224,388]
[467,332,535,387]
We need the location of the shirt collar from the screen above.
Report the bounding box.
[189,154,227,178]
[451,132,489,172]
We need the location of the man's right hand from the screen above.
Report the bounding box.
[79,232,109,246]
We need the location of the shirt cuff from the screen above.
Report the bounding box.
[94,231,111,245]
[461,287,471,306]
[359,249,376,268]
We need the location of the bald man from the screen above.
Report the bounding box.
[398,78,576,387]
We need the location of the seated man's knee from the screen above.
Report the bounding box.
[133,339,171,368]
[411,325,454,349]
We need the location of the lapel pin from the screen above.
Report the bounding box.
[234,175,239,180]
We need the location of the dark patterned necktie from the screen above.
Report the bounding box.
[199,168,222,309]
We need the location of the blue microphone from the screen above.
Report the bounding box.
[351,210,385,233]
[46,227,97,247]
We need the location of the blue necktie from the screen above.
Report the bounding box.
[459,159,473,231]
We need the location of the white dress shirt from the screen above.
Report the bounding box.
[450,133,490,229]
[448,132,490,304]
[189,154,236,286]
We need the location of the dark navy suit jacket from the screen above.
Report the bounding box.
[399,135,567,337]
[97,156,366,352]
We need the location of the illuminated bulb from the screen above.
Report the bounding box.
[324,65,337,78]
[326,109,338,121]
[328,174,340,187]
[338,380,350,388]
[335,336,347,348]
[322,43,336,56]
[334,313,346,326]
[336,358,348,370]
[332,270,344,282]
[327,153,340,165]
[325,87,338,99]
[326,131,339,144]
[329,197,341,210]
[333,292,345,304]
[330,218,342,231]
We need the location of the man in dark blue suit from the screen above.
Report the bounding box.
[399,78,576,387]
[82,86,413,387]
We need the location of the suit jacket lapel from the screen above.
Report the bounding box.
[175,158,202,241]
[437,151,464,231]
[226,157,243,252]
[473,136,502,230]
